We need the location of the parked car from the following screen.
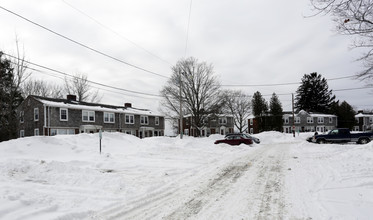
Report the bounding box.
[214,134,253,146]
[225,133,260,144]
[311,128,373,144]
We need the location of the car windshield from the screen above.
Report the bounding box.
[242,134,251,139]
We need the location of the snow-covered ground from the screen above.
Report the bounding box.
[0,132,372,219]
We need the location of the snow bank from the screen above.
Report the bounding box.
[1,132,372,219]
[0,133,252,219]
[287,139,373,219]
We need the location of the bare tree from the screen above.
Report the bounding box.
[160,57,222,136]
[223,90,251,133]
[310,0,373,80]
[64,73,102,102]
[22,78,64,98]
[11,36,32,90]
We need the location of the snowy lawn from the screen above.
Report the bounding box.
[0,132,372,219]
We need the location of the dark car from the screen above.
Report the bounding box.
[311,128,373,144]
[214,134,253,146]
[225,133,260,144]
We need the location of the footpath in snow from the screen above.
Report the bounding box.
[0,132,372,219]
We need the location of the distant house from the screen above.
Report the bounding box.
[17,95,165,138]
[247,110,337,134]
[354,110,373,131]
[180,114,234,137]
[282,110,337,133]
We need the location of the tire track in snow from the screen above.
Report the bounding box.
[165,143,291,220]
[91,143,292,219]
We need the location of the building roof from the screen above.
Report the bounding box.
[30,95,163,117]
[355,112,373,118]
[249,110,337,118]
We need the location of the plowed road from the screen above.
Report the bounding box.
[93,142,295,219]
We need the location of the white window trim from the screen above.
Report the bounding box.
[155,117,159,126]
[219,117,227,124]
[34,108,39,121]
[284,117,289,124]
[104,112,115,123]
[307,117,314,124]
[295,117,301,124]
[60,108,68,121]
[329,117,333,123]
[20,111,24,123]
[20,130,25,137]
[318,117,324,124]
[140,115,149,125]
[82,110,95,122]
[250,119,253,126]
[34,128,39,136]
[125,114,135,124]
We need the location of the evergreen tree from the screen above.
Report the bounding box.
[0,52,24,142]
[335,101,356,129]
[295,72,336,113]
[269,93,283,131]
[252,91,268,132]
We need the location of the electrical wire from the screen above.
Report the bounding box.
[4,52,163,97]
[0,5,169,79]
[61,0,173,66]
[184,0,193,57]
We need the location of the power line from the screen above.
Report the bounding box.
[221,75,356,87]
[184,0,193,57]
[0,5,169,79]
[61,0,173,66]
[4,52,163,98]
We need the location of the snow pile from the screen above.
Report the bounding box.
[0,133,250,219]
[287,139,373,220]
[0,132,372,219]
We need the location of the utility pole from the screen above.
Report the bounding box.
[292,93,295,137]
[179,70,183,139]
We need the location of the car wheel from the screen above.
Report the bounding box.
[317,139,325,144]
[358,138,369,145]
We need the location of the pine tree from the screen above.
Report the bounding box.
[0,52,24,142]
[295,72,336,113]
[252,91,268,132]
[335,101,356,129]
[269,93,283,131]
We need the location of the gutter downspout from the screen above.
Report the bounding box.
[43,104,47,136]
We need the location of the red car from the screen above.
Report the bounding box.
[214,134,253,146]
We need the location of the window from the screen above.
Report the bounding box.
[82,110,95,122]
[284,117,289,124]
[370,117,373,123]
[295,117,300,124]
[250,119,253,126]
[155,117,159,125]
[34,128,39,136]
[140,116,149,125]
[60,108,68,121]
[34,108,39,121]
[20,130,25,137]
[329,117,333,123]
[20,111,24,123]
[104,112,115,123]
[51,129,75,135]
[125,114,134,124]
[219,117,227,124]
[307,117,314,123]
[318,117,324,124]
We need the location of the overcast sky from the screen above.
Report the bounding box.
[1,0,372,113]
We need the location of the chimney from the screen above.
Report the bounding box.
[67,95,77,101]
[124,103,132,108]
